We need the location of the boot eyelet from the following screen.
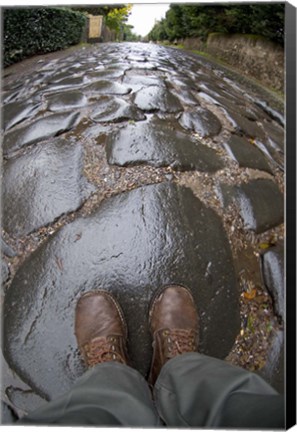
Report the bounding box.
[163,330,169,336]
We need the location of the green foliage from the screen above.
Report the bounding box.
[123,24,141,42]
[148,18,167,41]
[70,5,126,17]
[105,5,132,39]
[148,3,285,45]
[3,7,86,67]
[71,4,133,41]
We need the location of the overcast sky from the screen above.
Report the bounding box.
[127,4,169,37]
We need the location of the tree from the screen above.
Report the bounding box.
[148,3,285,45]
[249,4,284,44]
[163,5,187,40]
[105,5,132,40]
[70,5,126,17]
[148,19,168,41]
[123,24,141,41]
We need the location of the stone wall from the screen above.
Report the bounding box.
[177,33,284,92]
[80,17,116,43]
[101,23,117,42]
[178,37,206,52]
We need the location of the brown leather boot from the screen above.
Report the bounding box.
[148,284,199,385]
[75,290,129,367]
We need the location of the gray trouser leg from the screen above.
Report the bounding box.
[154,352,284,429]
[21,362,160,426]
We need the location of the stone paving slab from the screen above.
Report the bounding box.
[254,139,284,172]
[3,138,94,237]
[2,260,10,284]
[255,100,284,127]
[88,68,125,80]
[217,179,284,234]
[132,85,183,112]
[2,86,39,105]
[1,238,17,257]
[47,76,88,92]
[259,329,284,394]
[90,96,146,123]
[84,80,132,95]
[179,108,222,137]
[3,183,240,399]
[262,121,284,151]
[171,87,200,106]
[123,73,166,91]
[234,179,284,233]
[224,134,273,174]
[223,108,266,140]
[3,100,42,131]
[215,183,235,208]
[106,116,224,171]
[2,42,285,412]
[3,112,80,156]
[261,242,284,320]
[46,91,88,112]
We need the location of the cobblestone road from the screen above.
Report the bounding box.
[1,42,284,418]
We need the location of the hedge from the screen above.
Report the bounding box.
[3,7,87,67]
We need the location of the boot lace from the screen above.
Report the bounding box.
[83,336,126,366]
[161,328,198,359]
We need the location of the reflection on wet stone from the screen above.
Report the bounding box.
[261,242,284,321]
[3,183,240,399]
[2,260,10,284]
[224,134,273,174]
[133,85,183,112]
[3,112,80,156]
[215,183,235,208]
[84,80,132,95]
[47,76,87,91]
[1,238,17,257]
[3,138,94,237]
[106,116,224,171]
[255,100,284,126]
[90,96,146,123]
[179,108,222,137]
[259,329,284,394]
[223,108,265,139]
[3,100,42,131]
[88,68,125,80]
[254,139,284,171]
[123,73,165,90]
[234,179,284,233]
[263,121,284,151]
[2,42,285,405]
[47,91,88,112]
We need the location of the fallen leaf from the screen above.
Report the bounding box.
[259,242,270,249]
[244,288,257,300]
